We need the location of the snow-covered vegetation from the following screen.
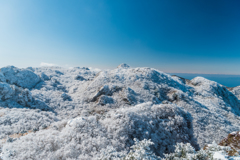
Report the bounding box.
[229,86,240,100]
[101,139,239,160]
[0,64,240,159]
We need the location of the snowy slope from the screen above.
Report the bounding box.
[0,64,240,159]
[229,86,240,99]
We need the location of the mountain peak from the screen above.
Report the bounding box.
[117,63,130,69]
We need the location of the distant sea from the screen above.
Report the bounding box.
[168,73,240,88]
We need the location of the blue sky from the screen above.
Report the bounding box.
[0,0,240,74]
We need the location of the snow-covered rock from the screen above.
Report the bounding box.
[117,63,130,69]
[0,72,6,83]
[81,67,186,107]
[0,82,50,111]
[0,64,240,159]
[229,86,240,100]
[0,66,40,89]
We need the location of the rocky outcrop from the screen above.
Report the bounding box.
[0,82,50,111]
[219,131,240,156]
[0,66,40,89]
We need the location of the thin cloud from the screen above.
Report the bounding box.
[40,62,57,67]
[88,67,101,72]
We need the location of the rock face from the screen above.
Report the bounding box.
[219,131,240,156]
[1,64,240,159]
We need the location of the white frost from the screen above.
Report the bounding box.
[0,64,240,159]
[213,152,228,160]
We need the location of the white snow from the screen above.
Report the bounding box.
[230,131,237,135]
[0,64,240,159]
[230,86,240,99]
[0,66,41,89]
[213,152,228,160]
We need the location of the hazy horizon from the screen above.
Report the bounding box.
[2,62,240,76]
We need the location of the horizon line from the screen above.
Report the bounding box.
[166,72,240,76]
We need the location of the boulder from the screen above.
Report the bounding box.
[0,66,40,89]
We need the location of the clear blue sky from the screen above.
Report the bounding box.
[1,0,240,74]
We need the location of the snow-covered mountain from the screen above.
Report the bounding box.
[0,64,240,159]
[228,86,240,100]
